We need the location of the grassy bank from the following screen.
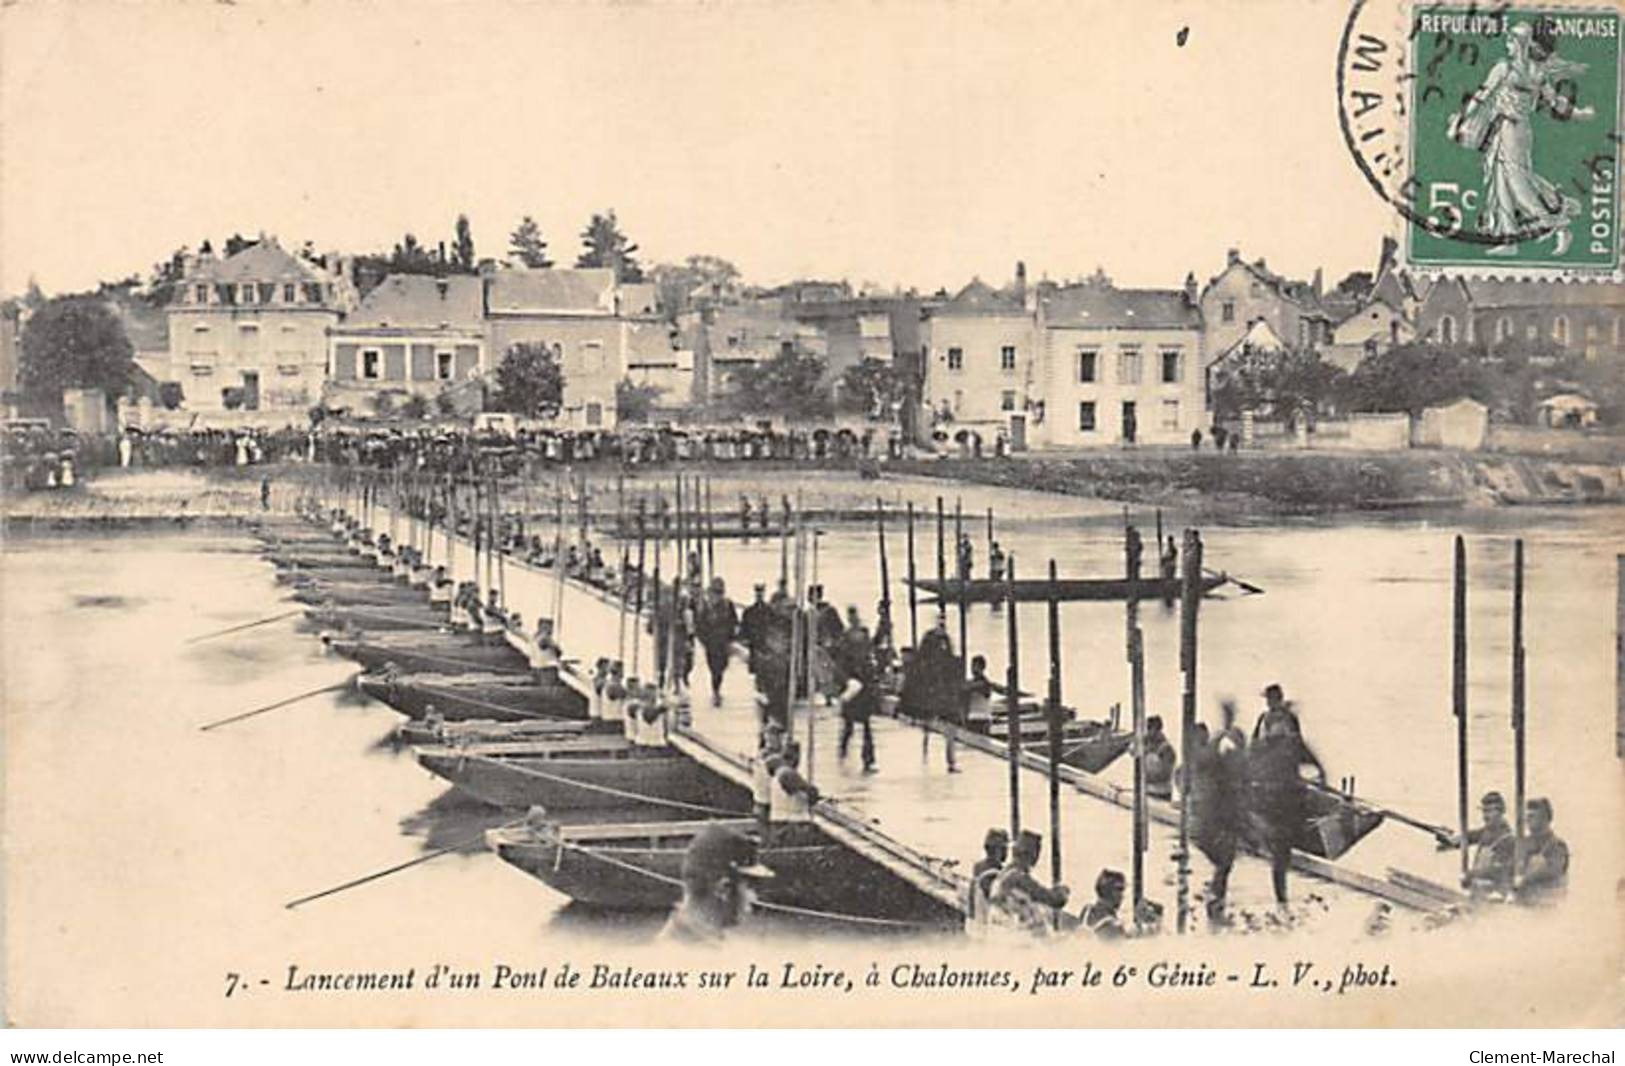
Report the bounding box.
[889,449,1625,517]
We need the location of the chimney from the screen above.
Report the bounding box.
[1183,271,1198,307]
[1312,267,1324,297]
[1377,235,1398,278]
[1226,248,1240,266]
[1013,260,1027,303]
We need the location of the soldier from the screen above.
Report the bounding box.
[696,577,739,707]
[1078,869,1129,940]
[1515,797,1569,905]
[1459,791,1516,896]
[989,830,1070,933]
[966,828,1010,921]
[658,825,775,945]
[739,583,773,671]
[1144,716,1177,802]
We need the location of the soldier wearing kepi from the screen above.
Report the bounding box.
[1515,797,1569,906]
[658,825,775,945]
[988,830,1070,932]
[695,577,739,707]
[1459,790,1516,896]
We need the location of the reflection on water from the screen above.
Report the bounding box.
[398,787,509,854]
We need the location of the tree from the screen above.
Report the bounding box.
[1333,270,1375,302]
[837,358,906,418]
[158,381,185,410]
[389,233,437,274]
[727,347,831,420]
[576,210,644,282]
[400,393,430,420]
[649,255,740,316]
[371,392,398,418]
[453,214,476,272]
[18,297,134,400]
[1210,346,1347,425]
[145,246,189,308]
[616,377,663,423]
[1342,343,1490,416]
[508,215,554,268]
[491,342,565,416]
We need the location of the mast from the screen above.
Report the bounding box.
[1176,528,1204,934]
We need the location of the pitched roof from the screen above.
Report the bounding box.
[342,274,484,331]
[1041,286,1200,330]
[486,268,616,314]
[1461,279,1625,309]
[1213,254,1331,318]
[932,278,1025,317]
[187,238,325,284]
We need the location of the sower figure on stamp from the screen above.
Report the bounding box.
[1447,19,1596,256]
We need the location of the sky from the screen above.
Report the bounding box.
[0,0,1396,298]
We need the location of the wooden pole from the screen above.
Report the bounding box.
[1047,558,1063,890]
[1453,534,1469,882]
[876,500,892,652]
[799,505,815,788]
[1177,528,1204,934]
[494,475,506,607]
[445,475,456,582]
[653,498,666,689]
[954,498,968,689]
[935,496,947,622]
[1512,538,1526,881]
[1005,555,1021,844]
[675,474,685,587]
[779,496,790,590]
[905,501,919,649]
[632,498,647,678]
[705,476,716,584]
[986,506,994,554]
[1128,522,1147,918]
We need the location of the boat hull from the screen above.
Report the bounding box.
[417,742,751,814]
[489,818,963,927]
[909,574,1228,604]
[358,671,587,721]
[327,635,531,675]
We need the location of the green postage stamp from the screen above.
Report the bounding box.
[1340,2,1624,279]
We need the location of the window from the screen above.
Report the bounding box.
[239,323,259,336]
[1000,390,1017,412]
[1439,315,1456,344]
[302,283,323,303]
[1497,316,1513,342]
[1161,399,1180,430]
[193,323,210,333]
[1161,349,1182,383]
[1298,320,1310,347]
[586,403,603,427]
[277,363,301,376]
[1553,315,1568,345]
[1117,347,1141,385]
[283,284,296,303]
[946,347,964,371]
[240,284,256,304]
[1078,401,1097,432]
[1000,346,1016,371]
[189,362,214,376]
[258,283,275,304]
[1221,301,1235,323]
[1077,349,1098,383]
[436,351,454,380]
[361,349,381,380]
[194,285,209,304]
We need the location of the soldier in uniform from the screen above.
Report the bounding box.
[966,828,1010,922]
[1515,797,1569,905]
[658,825,775,946]
[695,577,739,707]
[1078,869,1129,940]
[1460,791,1516,896]
[988,830,1070,933]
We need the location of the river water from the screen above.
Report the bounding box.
[3,470,1620,1025]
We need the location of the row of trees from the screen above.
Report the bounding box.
[1211,338,1622,425]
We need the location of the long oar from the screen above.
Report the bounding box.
[197,676,355,732]
[284,823,504,909]
[185,608,302,645]
[1206,567,1264,596]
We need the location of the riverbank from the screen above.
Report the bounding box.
[888,448,1625,518]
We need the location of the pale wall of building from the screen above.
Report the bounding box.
[487,316,623,429]
[921,313,1036,427]
[173,308,337,412]
[1036,325,1204,447]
